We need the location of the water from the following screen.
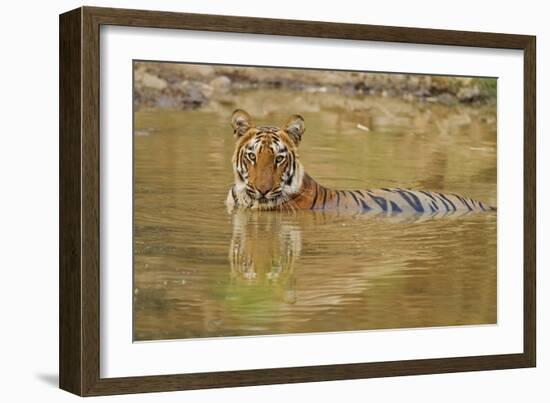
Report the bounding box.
[133,90,497,341]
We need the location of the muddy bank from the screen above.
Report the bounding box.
[134,62,497,111]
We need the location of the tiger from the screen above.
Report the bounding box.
[226,109,496,215]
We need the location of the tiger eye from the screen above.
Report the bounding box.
[247,152,256,161]
[275,155,285,163]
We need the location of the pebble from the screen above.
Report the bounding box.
[141,73,167,90]
[356,123,370,132]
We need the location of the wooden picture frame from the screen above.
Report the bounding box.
[59,6,536,396]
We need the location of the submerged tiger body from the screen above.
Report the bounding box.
[226,109,495,215]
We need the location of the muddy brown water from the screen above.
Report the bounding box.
[133,91,497,341]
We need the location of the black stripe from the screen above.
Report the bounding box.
[348,191,361,207]
[354,191,373,211]
[422,192,441,213]
[237,170,245,182]
[389,201,402,213]
[310,185,319,210]
[435,194,450,212]
[284,154,295,186]
[368,192,388,212]
[438,193,456,211]
[285,155,294,186]
[236,148,243,172]
[285,172,294,186]
[360,198,372,211]
[396,190,424,213]
[453,194,473,211]
[321,187,328,209]
[478,200,486,211]
[231,186,238,206]
[420,190,437,202]
[335,191,341,208]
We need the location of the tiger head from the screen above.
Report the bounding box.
[230,109,305,209]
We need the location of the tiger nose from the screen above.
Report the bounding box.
[257,187,270,196]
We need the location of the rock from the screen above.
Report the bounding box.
[175,64,215,79]
[341,83,357,96]
[132,62,496,110]
[414,88,431,98]
[141,73,167,91]
[457,86,481,102]
[210,75,232,93]
[179,80,214,98]
[155,94,182,109]
[407,75,420,89]
[177,80,212,107]
[457,77,474,85]
[436,93,458,106]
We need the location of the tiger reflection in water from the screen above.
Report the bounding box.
[228,210,301,304]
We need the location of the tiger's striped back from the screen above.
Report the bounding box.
[226,109,496,215]
[302,182,494,214]
[234,173,495,214]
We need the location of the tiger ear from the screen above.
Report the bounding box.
[231,109,253,137]
[284,114,305,145]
